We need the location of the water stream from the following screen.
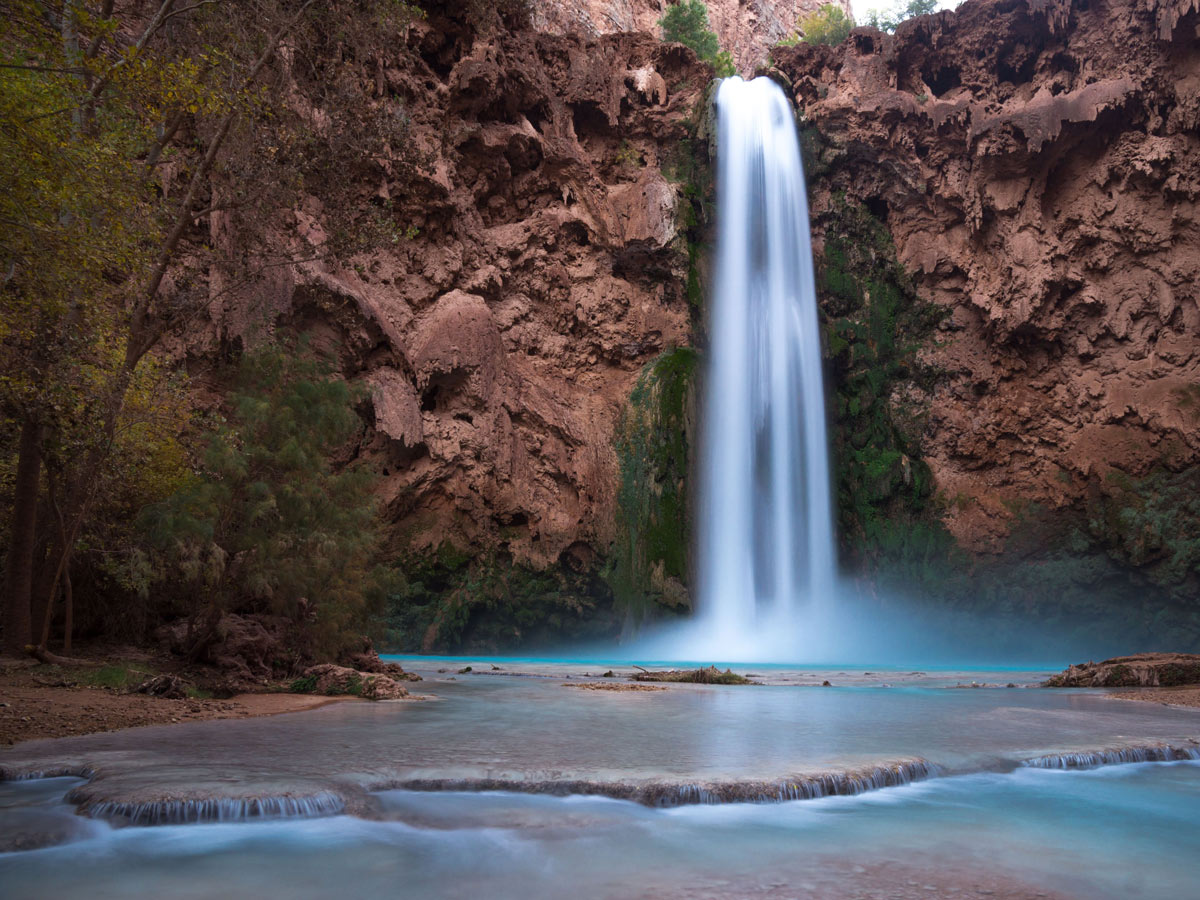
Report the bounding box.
[2,662,1200,898]
[694,76,834,659]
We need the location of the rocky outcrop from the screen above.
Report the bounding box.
[704,0,853,71]
[294,664,413,699]
[199,5,710,582]
[529,0,852,72]
[157,614,297,684]
[1045,653,1200,687]
[530,0,666,38]
[775,0,1200,553]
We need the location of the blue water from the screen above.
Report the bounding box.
[2,662,1199,897]
[2,763,1198,898]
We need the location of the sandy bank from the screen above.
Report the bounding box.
[1111,686,1200,709]
[0,661,356,746]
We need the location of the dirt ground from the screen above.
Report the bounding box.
[0,656,354,747]
[1110,685,1200,709]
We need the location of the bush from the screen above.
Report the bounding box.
[137,341,392,660]
[659,1,736,76]
[799,4,854,45]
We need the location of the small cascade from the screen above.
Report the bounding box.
[69,790,347,826]
[693,75,835,658]
[649,759,939,807]
[1021,744,1200,769]
[388,759,938,808]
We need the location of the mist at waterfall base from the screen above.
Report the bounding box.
[586,78,1122,668]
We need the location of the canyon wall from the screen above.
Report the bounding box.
[199,4,710,609]
[775,0,1200,556]
[190,0,1200,647]
[529,0,853,71]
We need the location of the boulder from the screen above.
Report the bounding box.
[293,664,411,700]
[1045,653,1200,688]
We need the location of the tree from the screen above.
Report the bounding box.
[659,1,736,76]
[799,4,855,45]
[135,343,391,660]
[865,0,939,33]
[1,0,417,657]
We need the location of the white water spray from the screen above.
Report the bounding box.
[690,76,835,658]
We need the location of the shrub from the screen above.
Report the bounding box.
[659,1,737,76]
[799,4,854,45]
[137,341,392,660]
[864,0,938,33]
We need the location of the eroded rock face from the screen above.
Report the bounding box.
[530,0,666,38]
[529,0,852,72]
[1045,653,1200,687]
[704,0,853,71]
[297,664,412,699]
[775,0,1200,552]
[204,8,709,573]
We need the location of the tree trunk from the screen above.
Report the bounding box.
[38,0,321,606]
[62,568,74,653]
[2,421,43,656]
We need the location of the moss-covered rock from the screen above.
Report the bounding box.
[632,665,755,684]
[608,347,700,620]
[381,545,620,654]
[815,195,947,569]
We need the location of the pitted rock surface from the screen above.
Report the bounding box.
[775,0,1200,551]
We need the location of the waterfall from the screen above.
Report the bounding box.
[694,76,835,657]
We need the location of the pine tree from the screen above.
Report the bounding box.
[138,343,390,660]
[659,2,736,76]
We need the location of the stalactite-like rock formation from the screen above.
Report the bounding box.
[775,0,1200,553]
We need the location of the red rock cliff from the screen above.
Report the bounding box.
[199,7,711,574]
[775,0,1200,553]
[529,0,853,71]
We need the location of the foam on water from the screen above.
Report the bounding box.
[68,790,348,826]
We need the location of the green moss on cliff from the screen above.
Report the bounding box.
[1088,467,1200,605]
[816,196,948,568]
[382,545,619,653]
[947,497,1200,651]
[662,132,713,312]
[608,347,700,619]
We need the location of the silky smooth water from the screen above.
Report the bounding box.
[3,665,1199,896]
[695,76,835,660]
[3,763,1199,899]
[3,663,1198,803]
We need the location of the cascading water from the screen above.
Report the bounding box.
[693,76,835,658]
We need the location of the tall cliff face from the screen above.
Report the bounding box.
[200,6,711,594]
[529,0,853,72]
[775,0,1200,555]
[190,0,1200,647]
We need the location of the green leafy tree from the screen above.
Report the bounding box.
[659,1,736,76]
[1,0,419,657]
[136,343,391,661]
[865,0,938,32]
[799,4,855,45]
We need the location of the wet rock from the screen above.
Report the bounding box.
[292,664,411,700]
[131,675,190,700]
[340,642,423,682]
[1044,653,1200,688]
